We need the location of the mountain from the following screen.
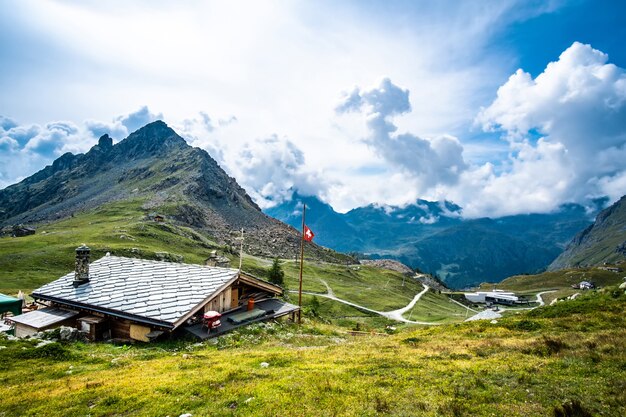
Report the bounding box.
[549,195,626,270]
[266,195,594,288]
[0,121,343,262]
[264,193,363,251]
[266,196,463,252]
[390,219,560,289]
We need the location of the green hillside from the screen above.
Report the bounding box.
[402,290,472,323]
[0,199,224,294]
[480,267,626,304]
[550,195,626,269]
[1,286,624,416]
[0,198,429,332]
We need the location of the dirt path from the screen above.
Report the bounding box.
[290,276,439,325]
[318,278,336,298]
[535,290,557,306]
[379,286,430,322]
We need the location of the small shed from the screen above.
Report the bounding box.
[7,307,79,338]
[0,293,22,317]
[148,212,165,222]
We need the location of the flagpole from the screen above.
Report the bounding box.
[298,203,306,325]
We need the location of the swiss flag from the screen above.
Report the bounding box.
[303,225,315,242]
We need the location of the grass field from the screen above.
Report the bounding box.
[402,290,472,323]
[481,267,625,294]
[1,286,624,417]
[280,261,423,312]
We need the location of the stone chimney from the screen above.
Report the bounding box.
[73,244,91,287]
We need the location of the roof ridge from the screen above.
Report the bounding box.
[95,254,238,272]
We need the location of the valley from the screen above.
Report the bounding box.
[266,194,598,288]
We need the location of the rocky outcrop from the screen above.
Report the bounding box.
[549,195,626,270]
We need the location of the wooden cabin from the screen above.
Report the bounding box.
[22,246,295,342]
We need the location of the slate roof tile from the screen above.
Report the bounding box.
[32,255,239,326]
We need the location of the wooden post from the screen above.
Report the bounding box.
[237,228,244,272]
[298,203,306,324]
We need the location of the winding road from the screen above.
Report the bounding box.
[291,277,439,324]
[291,277,558,325]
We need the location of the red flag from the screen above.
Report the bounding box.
[303,225,315,242]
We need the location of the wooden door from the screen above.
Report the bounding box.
[230,288,239,308]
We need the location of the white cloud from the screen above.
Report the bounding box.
[456,42,626,216]
[85,106,163,140]
[230,135,330,209]
[336,78,467,190]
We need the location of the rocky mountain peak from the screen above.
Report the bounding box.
[97,134,113,150]
[116,120,186,158]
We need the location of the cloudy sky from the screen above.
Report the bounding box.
[1,0,626,217]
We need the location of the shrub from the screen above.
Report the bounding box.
[19,342,73,360]
[267,258,285,286]
[552,399,593,417]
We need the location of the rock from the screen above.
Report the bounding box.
[59,326,73,341]
[260,362,269,368]
[619,281,626,289]
[179,414,193,417]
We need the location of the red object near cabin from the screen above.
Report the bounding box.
[247,297,255,311]
[203,311,222,332]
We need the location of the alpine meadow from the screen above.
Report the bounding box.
[1,1,626,416]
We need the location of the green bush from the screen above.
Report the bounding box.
[267,257,285,286]
[507,319,542,331]
[19,342,73,360]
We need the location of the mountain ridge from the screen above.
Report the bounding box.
[0,121,344,262]
[266,193,595,287]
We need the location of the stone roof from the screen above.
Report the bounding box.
[32,255,240,328]
[8,307,79,329]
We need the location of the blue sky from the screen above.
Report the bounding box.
[1,0,625,217]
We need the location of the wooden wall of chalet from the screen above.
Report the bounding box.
[204,287,233,313]
[109,318,132,340]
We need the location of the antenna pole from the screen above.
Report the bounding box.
[238,228,244,272]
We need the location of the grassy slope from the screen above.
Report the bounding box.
[480,267,626,304]
[402,290,471,323]
[1,287,624,417]
[281,261,424,311]
[0,199,225,294]
[1,200,426,331]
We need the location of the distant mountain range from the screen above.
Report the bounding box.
[266,193,598,288]
[549,195,626,270]
[0,121,343,262]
